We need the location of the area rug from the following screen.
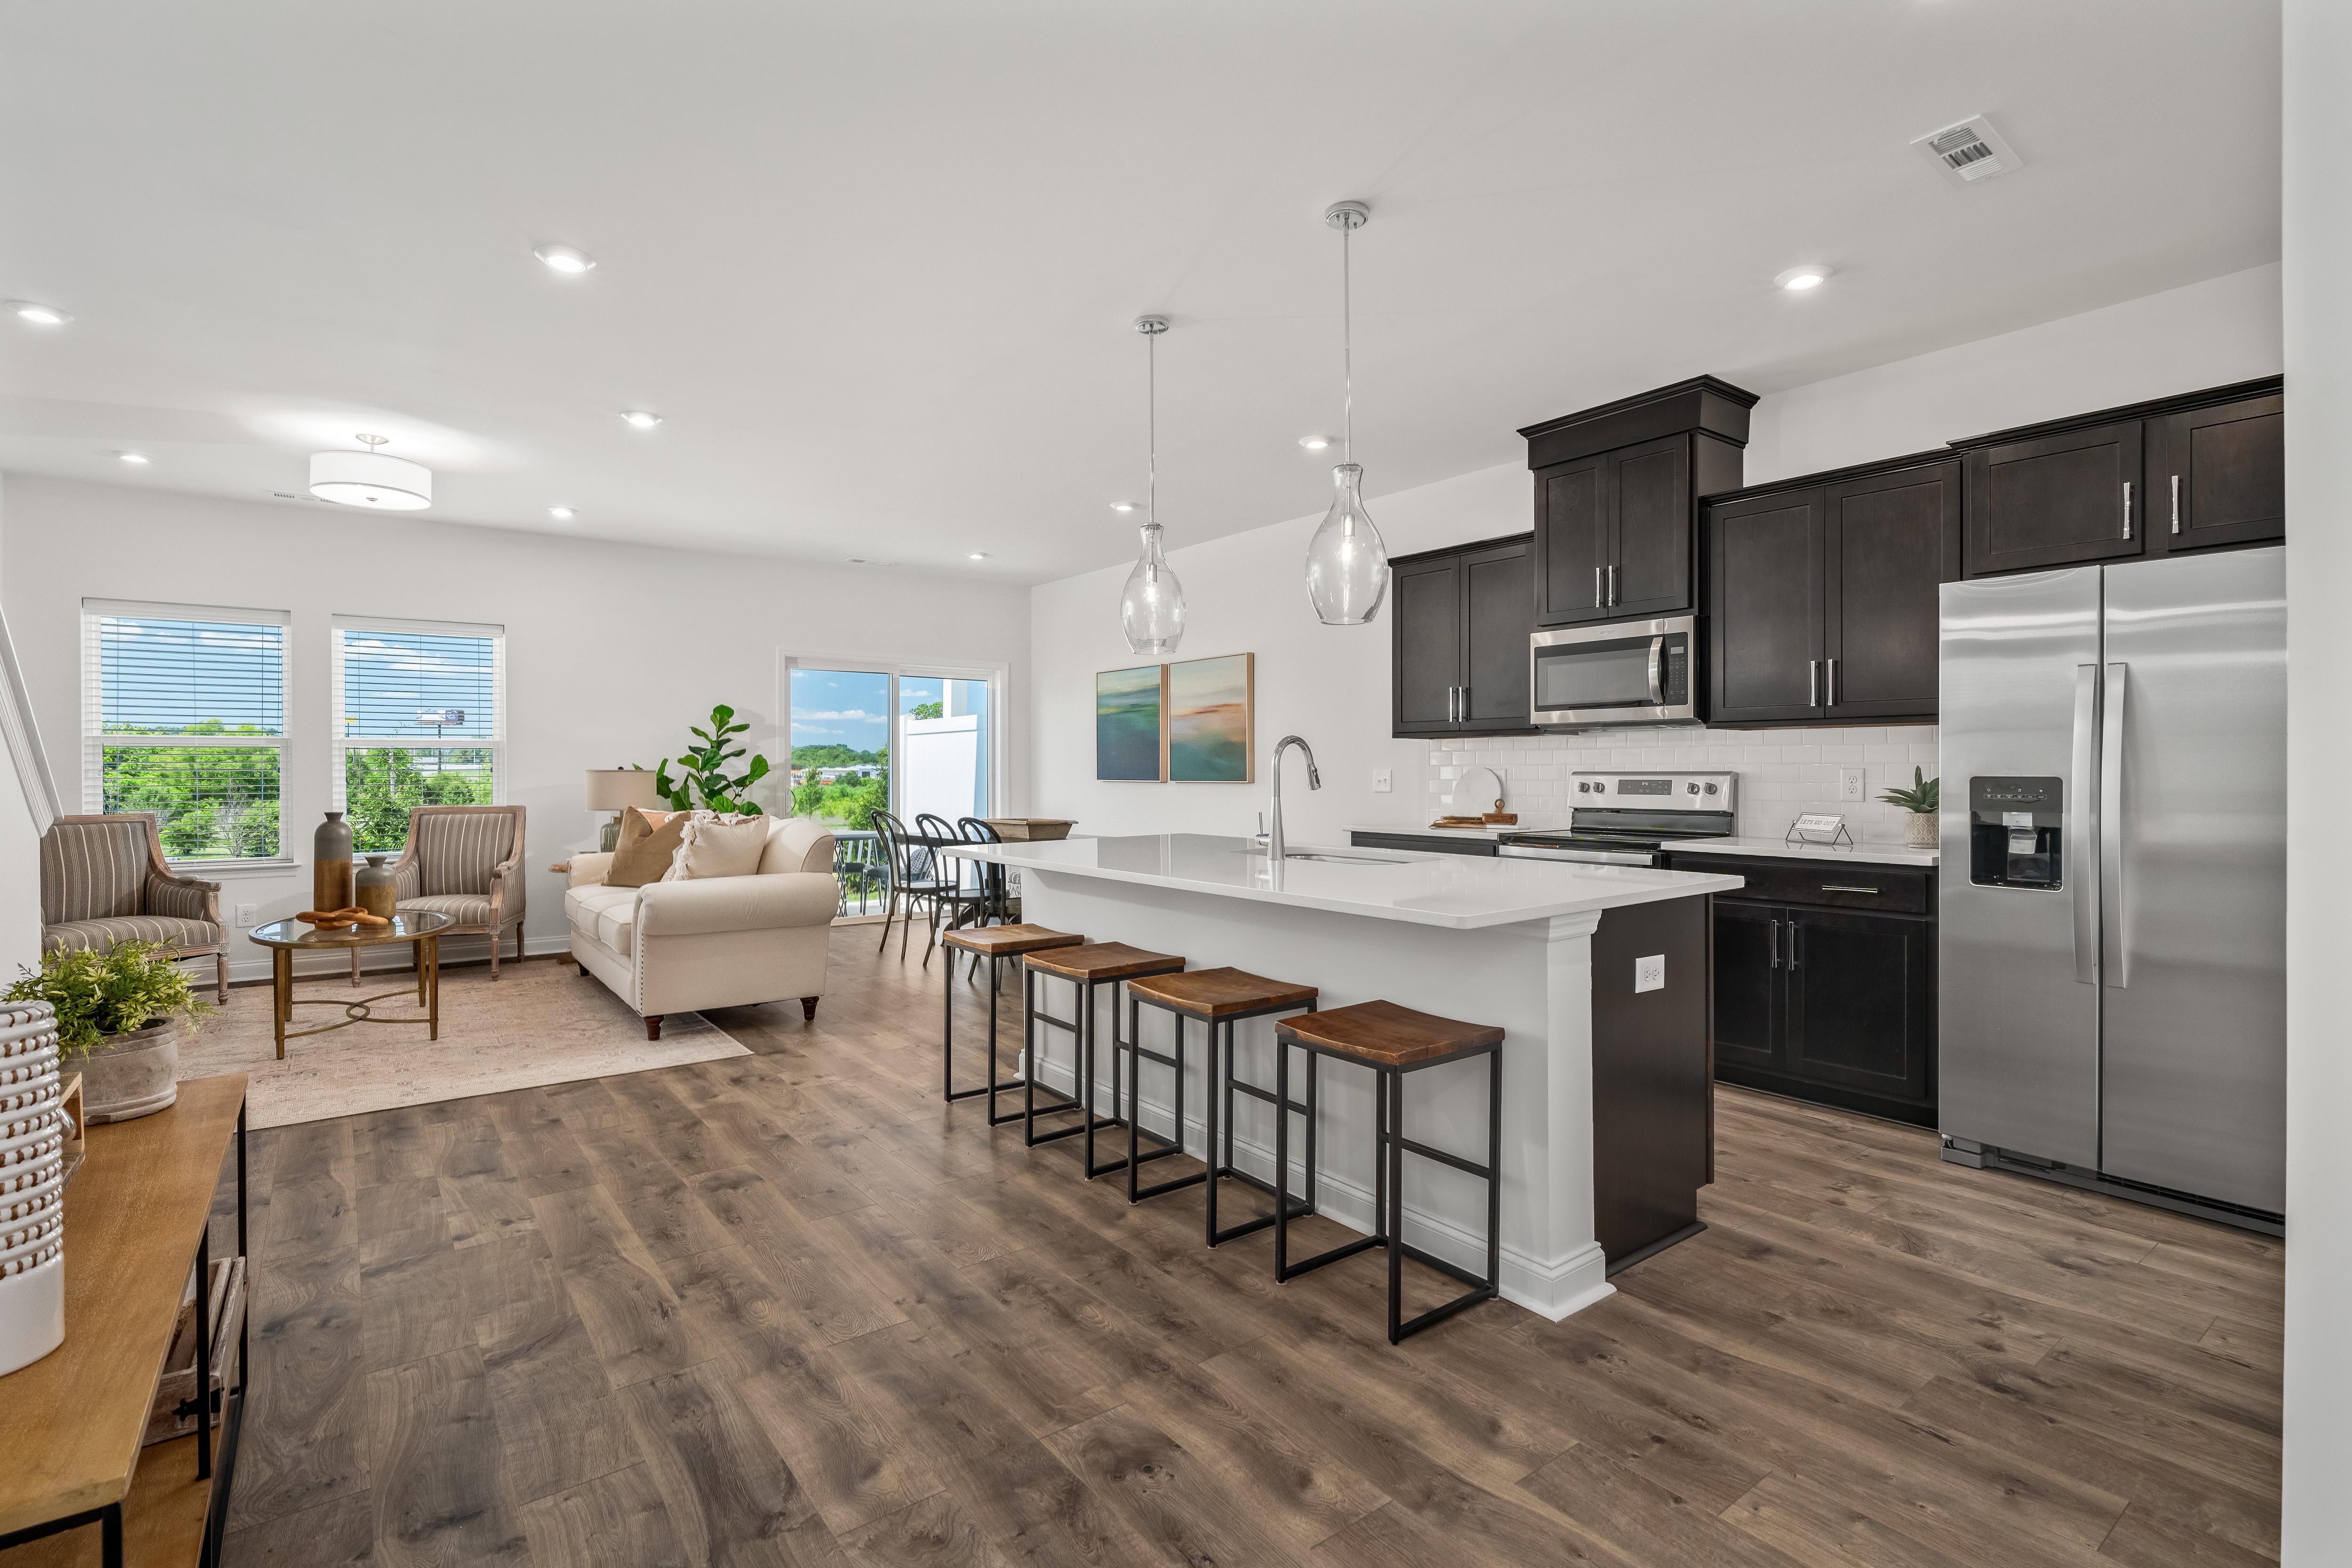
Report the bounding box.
[173,955,750,1129]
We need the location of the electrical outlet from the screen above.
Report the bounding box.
[235,903,258,928]
[1371,768,1393,794]
[1839,767,1867,802]
[1635,954,1666,993]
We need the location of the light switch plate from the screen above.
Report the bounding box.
[1635,954,1665,993]
[1839,767,1867,801]
[1371,768,1392,794]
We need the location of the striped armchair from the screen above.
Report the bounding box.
[379,804,527,979]
[38,814,228,1003]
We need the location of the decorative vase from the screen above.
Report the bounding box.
[314,811,354,912]
[79,1018,178,1124]
[1905,813,1938,850]
[0,1002,64,1376]
[354,854,397,921]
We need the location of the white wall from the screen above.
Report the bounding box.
[0,476,45,978]
[1745,263,2283,485]
[2280,3,2343,1558]
[1,476,1032,977]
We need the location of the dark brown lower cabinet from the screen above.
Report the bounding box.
[1675,858,1938,1127]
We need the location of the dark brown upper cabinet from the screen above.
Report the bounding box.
[1954,377,2282,578]
[1391,534,1536,739]
[1703,456,1959,727]
[1523,377,1755,628]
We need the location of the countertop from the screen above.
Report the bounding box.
[1663,836,1939,868]
[941,832,1743,931]
[1347,822,1531,841]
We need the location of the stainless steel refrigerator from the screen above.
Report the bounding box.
[1938,547,2285,1229]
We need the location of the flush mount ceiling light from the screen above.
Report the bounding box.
[1118,315,1186,656]
[1109,501,1136,513]
[533,244,596,275]
[620,409,663,429]
[1298,436,1331,451]
[7,301,70,326]
[1774,265,1834,292]
[117,452,150,465]
[309,434,432,510]
[548,506,576,520]
[968,552,990,560]
[1303,200,1390,627]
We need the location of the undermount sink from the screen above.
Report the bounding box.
[1231,848,1400,866]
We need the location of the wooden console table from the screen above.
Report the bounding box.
[0,1076,249,1568]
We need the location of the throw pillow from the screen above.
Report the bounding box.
[607,808,689,887]
[662,812,770,882]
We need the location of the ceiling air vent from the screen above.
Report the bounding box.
[1912,115,2022,184]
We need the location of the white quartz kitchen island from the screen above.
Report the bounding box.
[942,833,1743,1321]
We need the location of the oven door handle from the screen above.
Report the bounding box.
[1646,637,1665,705]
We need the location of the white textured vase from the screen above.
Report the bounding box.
[1905,813,1938,850]
[0,1002,64,1377]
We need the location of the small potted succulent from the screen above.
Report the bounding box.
[3,941,213,1123]
[1879,766,1941,850]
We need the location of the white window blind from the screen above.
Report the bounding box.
[332,616,505,854]
[82,599,289,862]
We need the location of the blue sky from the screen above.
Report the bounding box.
[787,669,983,758]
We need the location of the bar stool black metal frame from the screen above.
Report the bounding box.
[941,924,1080,1127]
[1018,947,1185,1171]
[1126,982,1320,1245]
[1273,1016,1504,1344]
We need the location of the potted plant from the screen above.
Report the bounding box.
[654,703,772,814]
[3,942,213,1123]
[1879,767,1941,850]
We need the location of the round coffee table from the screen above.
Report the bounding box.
[247,911,454,1058]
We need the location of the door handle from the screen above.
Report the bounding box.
[1594,566,1604,608]
[2101,662,2129,988]
[2170,474,2181,535]
[1787,920,1800,970]
[1769,918,1780,970]
[2122,479,2133,540]
[1826,657,1838,706]
[1646,637,1665,705]
[2069,663,2099,985]
[1458,684,1470,722]
[1608,564,1620,606]
[1808,659,1820,707]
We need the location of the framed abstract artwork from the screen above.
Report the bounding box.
[1095,664,1167,781]
[1165,652,1255,783]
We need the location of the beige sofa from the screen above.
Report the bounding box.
[565,815,837,1038]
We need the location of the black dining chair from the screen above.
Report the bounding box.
[946,817,1011,978]
[873,811,952,962]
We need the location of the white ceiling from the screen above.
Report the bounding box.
[0,1,2279,582]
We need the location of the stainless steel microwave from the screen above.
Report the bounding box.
[1530,615,1699,730]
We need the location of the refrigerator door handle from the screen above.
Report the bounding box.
[2101,661,2130,988]
[2071,663,2100,985]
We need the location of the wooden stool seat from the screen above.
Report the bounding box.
[1123,966,1318,1019]
[1277,999,1503,1067]
[943,923,1084,958]
[1022,941,1186,983]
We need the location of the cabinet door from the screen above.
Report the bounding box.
[1782,908,1933,1108]
[1391,554,1461,736]
[1459,538,1534,732]
[1963,418,2145,576]
[1822,460,1958,721]
[2154,393,2283,553]
[1708,490,1824,724]
[1533,456,1611,626]
[1711,900,1783,1073]
[1609,434,1694,618]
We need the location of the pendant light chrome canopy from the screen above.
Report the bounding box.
[1304,199,1389,626]
[1119,315,1187,656]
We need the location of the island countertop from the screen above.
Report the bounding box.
[940,831,1742,930]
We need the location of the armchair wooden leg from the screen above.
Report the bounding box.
[645,1015,664,1041]
[801,996,818,1021]
[491,931,501,981]
[215,950,228,1006]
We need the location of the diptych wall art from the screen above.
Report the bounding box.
[1094,653,1255,784]
[1094,664,1166,781]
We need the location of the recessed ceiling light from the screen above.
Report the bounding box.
[1774,265,1833,292]
[1298,436,1331,451]
[968,552,990,560]
[620,410,663,429]
[534,244,596,275]
[117,452,150,465]
[1110,501,1136,513]
[8,301,70,326]
[548,506,576,520]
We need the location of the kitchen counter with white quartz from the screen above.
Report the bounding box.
[1663,835,1939,868]
[946,832,1742,928]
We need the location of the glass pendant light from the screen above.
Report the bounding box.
[1119,314,1186,655]
[1304,199,1389,625]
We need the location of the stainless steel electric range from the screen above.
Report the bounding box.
[1494,771,1737,867]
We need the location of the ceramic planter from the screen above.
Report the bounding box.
[80,1019,178,1124]
[1905,813,1938,851]
[0,1002,64,1376]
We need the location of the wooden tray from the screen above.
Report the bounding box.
[982,818,1075,842]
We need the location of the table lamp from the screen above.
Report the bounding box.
[586,768,666,851]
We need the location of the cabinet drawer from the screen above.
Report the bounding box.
[1691,858,1929,914]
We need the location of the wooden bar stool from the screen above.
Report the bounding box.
[1020,942,1187,1169]
[1123,967,1319,1245]
[1274,1000,1504,1344]
[941,923,1082,1125]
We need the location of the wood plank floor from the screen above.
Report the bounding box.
[213,925,2283,1568]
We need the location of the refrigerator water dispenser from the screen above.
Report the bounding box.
[1968,775,2063,889]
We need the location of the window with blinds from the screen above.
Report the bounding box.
[333,617,505,853]
[83,601,289,861]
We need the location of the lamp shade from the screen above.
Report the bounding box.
[310,449,433,509]
[585,769,665,812]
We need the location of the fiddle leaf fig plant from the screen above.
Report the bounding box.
[1878,766,1939,815]
[654,704,772,814]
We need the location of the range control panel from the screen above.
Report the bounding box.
[1569,772,1738,813]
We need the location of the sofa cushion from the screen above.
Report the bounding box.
[567,884,638,957]
[663,813,769,882]
[44,915,221,954]
[399,894,494,928]
[608,808,688,888]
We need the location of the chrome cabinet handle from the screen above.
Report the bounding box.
[2171,473,2181,535]
[1594,566,1604,608]
[1608,564,1620,606]
[1787,920,1800,970]
[1458,684,1470,721]
[1826,657,1838,706]
[1808,659,1820,707]
[2101,661,2129,988]
[1820,884,1880,894]
[2122,479,2132,540]
[2070,663,2099,985]
[1769,918,1780,970]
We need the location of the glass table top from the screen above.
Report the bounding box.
[248,910,456,947]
